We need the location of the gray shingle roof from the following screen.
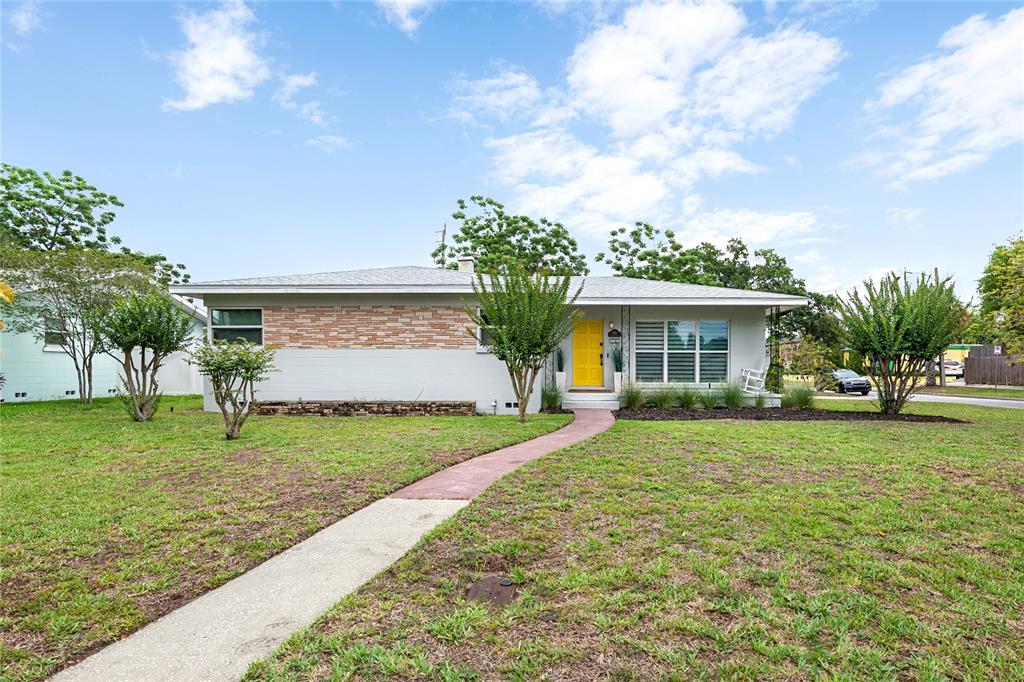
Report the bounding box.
[174,266,806,305]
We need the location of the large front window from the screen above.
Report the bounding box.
[634,320,729,383]
[211,308,263,344]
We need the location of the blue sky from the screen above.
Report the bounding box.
[3,1,1022,298]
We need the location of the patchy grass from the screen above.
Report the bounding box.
[247,401,1024,681]
[917,385,1024,400]
[0,396,570,682]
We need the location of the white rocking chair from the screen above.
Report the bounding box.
[741,355,771,393]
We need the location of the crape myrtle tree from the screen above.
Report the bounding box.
[839,273,965,416]
[193,341,277,440]
[101,292,197,421]
[2,247,152,403]
[465,267,582,423]
[433,196,589,275]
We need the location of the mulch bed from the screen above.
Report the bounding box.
[540,408,576,415]
[614,408,968,423]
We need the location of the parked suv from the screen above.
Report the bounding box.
[821,368,872,395]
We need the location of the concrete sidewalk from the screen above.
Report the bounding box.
[51,409,615,682]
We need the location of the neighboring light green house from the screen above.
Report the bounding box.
[0,296,207,403]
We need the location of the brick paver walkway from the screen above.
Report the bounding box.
[391,408,616,499]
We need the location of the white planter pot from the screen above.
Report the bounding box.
[613,371,623,394]
[555,371,567,393]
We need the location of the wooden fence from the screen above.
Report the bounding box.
[964,345,1024,386]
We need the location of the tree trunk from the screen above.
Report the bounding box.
[925,357,936,386]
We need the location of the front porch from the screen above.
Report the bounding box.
[547,303,780,409]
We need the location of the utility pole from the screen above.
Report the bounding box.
[436,223,447,268]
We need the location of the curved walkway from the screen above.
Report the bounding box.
[51,409,615,682]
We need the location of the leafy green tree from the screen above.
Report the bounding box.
[596,222,839,345]
[101,292,197,421]
[2,247,152,403]
[0,164,188,285]
[977,234,1024,355]
[433,196,588,275]
[839,273,965,415]
[465,267,581,423]
[193,341,277,440]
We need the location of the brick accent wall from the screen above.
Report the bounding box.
[262,305,477,349]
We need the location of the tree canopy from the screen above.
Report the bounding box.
[596,222,840,344]
[976,234,1024,355]
[433,196,588,275]
[0,164,188,285]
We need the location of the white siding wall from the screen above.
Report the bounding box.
[202,348,537,415]
[1,317,206,403]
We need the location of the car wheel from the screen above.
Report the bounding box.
[860,390,870,395]
[837,384,846,393]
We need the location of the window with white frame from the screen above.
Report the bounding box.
[634,320,729,382]
[210,309,263,344]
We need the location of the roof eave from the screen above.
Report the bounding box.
[170,285,808,309]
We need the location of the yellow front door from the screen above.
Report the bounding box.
[572,319,604,387]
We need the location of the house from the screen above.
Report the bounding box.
[0,296,207,403]
[172,262,808,413]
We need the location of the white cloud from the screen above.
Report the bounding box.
[374,0,437,35]
[681,208,823,247]
[304,134,352,152]
[567,1,744,138]
[859,7,1024,186]
[163,1,270,112]
[885,207,924,225]
[274,72,334,126]
[450,68,543,123]
[450,0,843,239]
[6,0,41,36]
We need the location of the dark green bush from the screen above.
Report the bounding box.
[782,384,815,410]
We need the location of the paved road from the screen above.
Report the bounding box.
[817,391,1024,410]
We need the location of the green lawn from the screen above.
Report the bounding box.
[917,385,1024,400]
[247,401,1024,681]
[0,396,571,682]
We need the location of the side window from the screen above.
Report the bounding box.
[210,309,263,344]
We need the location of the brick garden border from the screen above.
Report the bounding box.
[253,400,476,417]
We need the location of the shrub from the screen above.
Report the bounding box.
[677,386,698,409]
[101,291,196,421]
[611,346,623,372]
[721,382,746,409]
[619,382,645,410]
[541,382,563,410]
[697,390,720,409]
[193,341,277,440]
[753,393,767,409]
[782,384,815,410]
[648,387,678,409]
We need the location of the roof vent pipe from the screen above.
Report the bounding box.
[457,257,475,273]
